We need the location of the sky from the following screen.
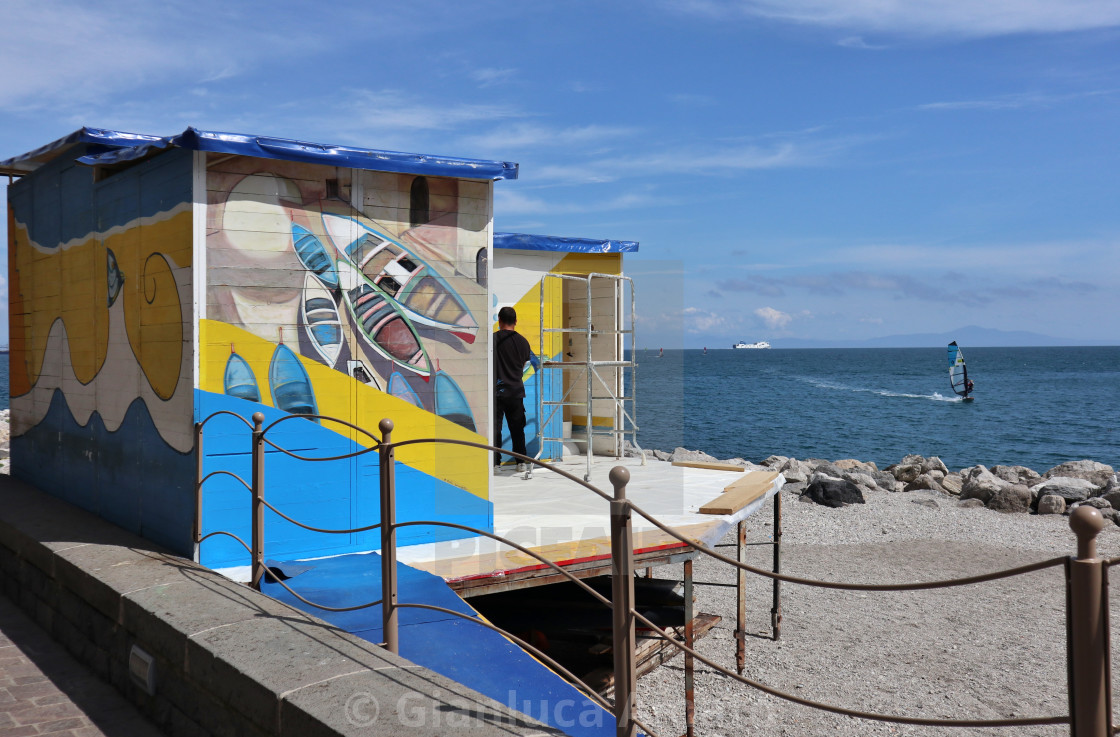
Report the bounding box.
[2,0,1118,348]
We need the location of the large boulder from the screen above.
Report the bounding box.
[1037,495,1066,515]
[940,473,964,496]
[922,457,949,476]
[987,485,1032,514]
[872,471,905,493]
[904,473,943,493]
[842,470,879,491]
[761,455,789,468]
[834,459,879,474]
[958,498,986,509]
[1031,477,1096,504]
[781,459,812,483]
[671,447,719,464]
[801,478,866,508]
[1102,490,1120,510]
[991,465,1041,485]
[652,449,673,462]
[1042,461,1115,489]
[889,463,923,484]
[960,466,1009,505]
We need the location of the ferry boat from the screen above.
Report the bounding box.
[733,340,771,349]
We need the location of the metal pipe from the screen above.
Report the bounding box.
[684,558,695,737]
[250,412,265,591]
[772,490,783,640]
[194,422,203,562]
[609,466,636,737]
[379,418,399,654]
[737,519,746,674]
[1067,506,1109,737]
[585,276,593,481]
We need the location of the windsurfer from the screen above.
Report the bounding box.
[966,379,974,396]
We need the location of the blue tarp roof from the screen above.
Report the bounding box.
[494,232,639,253]
[1,126,519,180]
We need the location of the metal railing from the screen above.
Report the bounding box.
[195,410,1114,737]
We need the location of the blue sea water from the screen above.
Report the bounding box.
[634,346,1120,472]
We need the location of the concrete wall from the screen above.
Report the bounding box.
[7,147,196,556]
[0,477,557,737]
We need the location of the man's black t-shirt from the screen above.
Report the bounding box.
[494,329,532,399]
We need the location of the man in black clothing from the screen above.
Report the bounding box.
[493,306,539,472]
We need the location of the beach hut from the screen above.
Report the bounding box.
[2,127,517,567]
[492,233,640,470]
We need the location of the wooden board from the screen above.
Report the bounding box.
[671,460,746,472]
[698,471,780,515]
[589,613,722,696]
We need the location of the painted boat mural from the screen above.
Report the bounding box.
[268,343,319,420]
[337,261,432,379]
[433,370,476,432]
[322,213,478,343]
[223,351,261,402]
[292,223,339,289]
[387,372,422,407]
[106,248,124,307]
[301,273,343,368]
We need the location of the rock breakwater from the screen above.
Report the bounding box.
[645,445,1119,523]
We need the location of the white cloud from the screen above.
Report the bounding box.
[495,188,665,216]
[665,0,1120,37]
[471,67,518,88]
[459,123,638,153]
[682,307,727,333]
[755,306,794,330]
[837,36,888,50]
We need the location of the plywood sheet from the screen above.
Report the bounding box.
[670,460,746,472]
[698,471,780,515]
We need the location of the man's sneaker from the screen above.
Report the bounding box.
[493,465,502,476]
[517,463,528,474]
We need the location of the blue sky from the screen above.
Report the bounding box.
[2,0,1118,347]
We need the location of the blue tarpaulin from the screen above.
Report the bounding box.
[2,126,519,180]
[494,232,638,253]
[262,551,616,737]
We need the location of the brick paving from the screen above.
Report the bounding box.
[0,594,166,737]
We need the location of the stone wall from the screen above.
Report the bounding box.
[0,476,556,737]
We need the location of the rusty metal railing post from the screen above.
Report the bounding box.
[194,421,203,563]
[379,418,399,654]
[684,557,695,737]
[1068,506,1110,737]
[250,412,266,591]
[609,466,636,737]
[772,490,783,640]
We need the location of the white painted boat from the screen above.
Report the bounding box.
[732,340,771,349]
[301,273,343,368]
[322,213,478,343]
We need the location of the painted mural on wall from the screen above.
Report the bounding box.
[7,149,196,554]
[199,159,491,537]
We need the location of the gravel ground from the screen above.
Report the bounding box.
[636,484,1120,737]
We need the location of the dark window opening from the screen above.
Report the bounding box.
[410,176,429,227]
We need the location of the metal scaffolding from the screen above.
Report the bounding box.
[536,272,642,481]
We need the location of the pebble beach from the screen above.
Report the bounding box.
[636,448,1120,737]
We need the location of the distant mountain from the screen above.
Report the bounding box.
[770,326,1117,349]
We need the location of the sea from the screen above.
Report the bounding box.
[0,348,1114,473]
[633,346,1120,473]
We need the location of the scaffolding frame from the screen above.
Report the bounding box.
[536,272,642,481]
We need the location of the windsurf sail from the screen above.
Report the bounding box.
[947,341,970,397]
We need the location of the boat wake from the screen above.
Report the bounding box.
[796,377,963,402]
